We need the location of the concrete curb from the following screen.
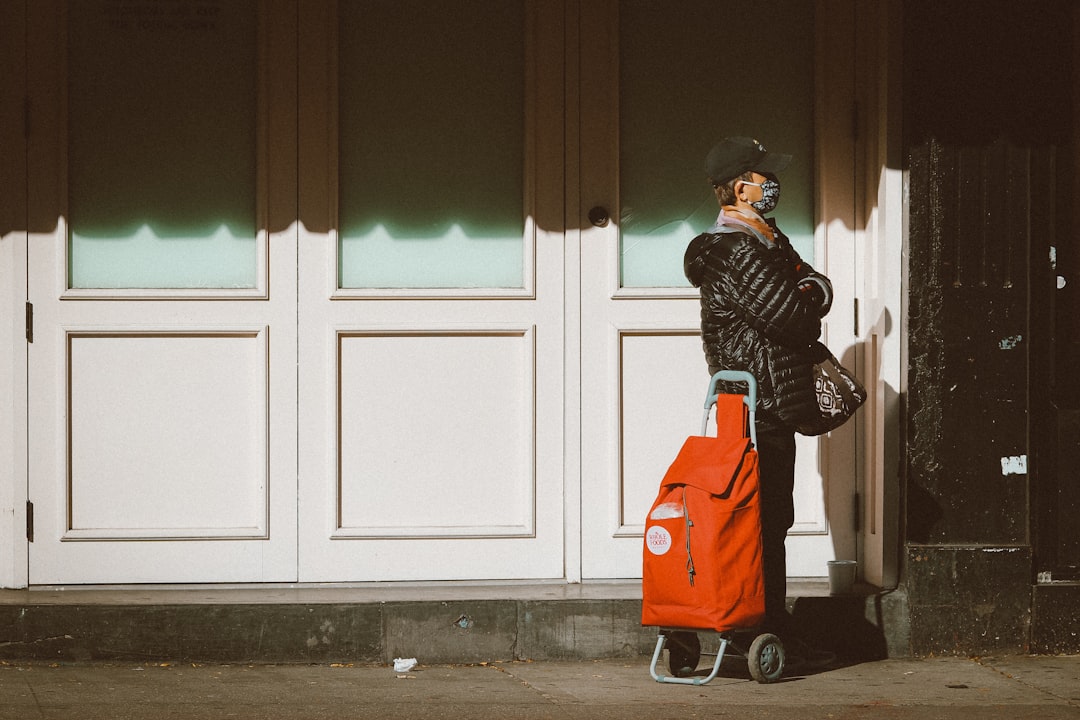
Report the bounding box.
[0,583,907,663]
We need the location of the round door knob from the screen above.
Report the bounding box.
[588,206,610,228]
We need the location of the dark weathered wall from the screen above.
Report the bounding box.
[906,140,1033,549]
[906,138,1040,655]
[904,0,1076,655]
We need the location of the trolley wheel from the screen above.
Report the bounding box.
[747,633,785,684]
[664,631,701,677]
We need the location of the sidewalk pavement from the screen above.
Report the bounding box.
[2,654,1078,720]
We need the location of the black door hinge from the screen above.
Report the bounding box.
[25,302,33,343]
[853,492,861,533]
[26,500,34,542]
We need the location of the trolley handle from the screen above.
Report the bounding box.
[702,370,757,446]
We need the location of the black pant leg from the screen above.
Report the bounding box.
[754,428,797,634]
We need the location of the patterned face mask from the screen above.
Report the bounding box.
[742,178,781,214]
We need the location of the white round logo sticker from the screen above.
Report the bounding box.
[645,526,672,556]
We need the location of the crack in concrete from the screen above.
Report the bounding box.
[0,635,74,647]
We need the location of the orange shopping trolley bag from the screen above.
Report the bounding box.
[642,370,785,685]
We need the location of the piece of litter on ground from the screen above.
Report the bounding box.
[393,658,418,673]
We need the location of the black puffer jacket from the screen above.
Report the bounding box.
[684,220,831,433]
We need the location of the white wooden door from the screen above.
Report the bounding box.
[26,0,299,583]
[295,1,567,581]
[577,0,859,579]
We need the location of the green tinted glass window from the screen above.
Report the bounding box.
[619,1,815,287]
[337,1,526,290]
[67,0,258,290]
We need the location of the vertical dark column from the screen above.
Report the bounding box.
[904,0,1075,655]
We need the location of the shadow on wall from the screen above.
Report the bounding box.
[791,591,901,662]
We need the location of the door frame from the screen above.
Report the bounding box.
[1,0,30,589]
[850,0,903,589]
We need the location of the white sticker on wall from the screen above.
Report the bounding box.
[1000,455,1027,476]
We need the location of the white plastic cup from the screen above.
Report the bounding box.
[827,560,857,595]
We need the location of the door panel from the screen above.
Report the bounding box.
[335,331,535,539]
[615,331,708,536]
[67,332,268,539]
[296,1,565,581]
[27,0,298,584]
[579,0,857,579]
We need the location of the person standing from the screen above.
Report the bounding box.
[682,137,833,663]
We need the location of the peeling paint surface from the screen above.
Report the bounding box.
[998,335,1022,350]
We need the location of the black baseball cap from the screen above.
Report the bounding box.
[705,136,792,186]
